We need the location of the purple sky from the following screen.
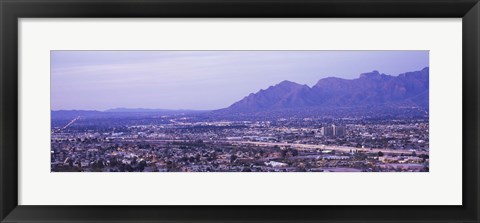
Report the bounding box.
[51,51,428,110]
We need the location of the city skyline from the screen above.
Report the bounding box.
[51,51,428,111]
[51,51,429,172]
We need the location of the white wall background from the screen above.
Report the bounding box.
[18,18,462,205]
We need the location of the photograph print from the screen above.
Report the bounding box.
[51,51,429,172]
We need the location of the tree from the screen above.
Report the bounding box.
[109,158,118,167]
[259,150,265,157]
[281,149,288,158]
[291,149,299,156]
[377,151,384,157]
[242,167,252,172]
[230,155,237,163]
[137,160,147,172]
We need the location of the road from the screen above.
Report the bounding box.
[230,141,428,155]
[111,138,428,155]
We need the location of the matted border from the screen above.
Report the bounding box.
[19,20,456,205]
[1,0,479,222]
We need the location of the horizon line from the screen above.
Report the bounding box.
[51,66,429,111]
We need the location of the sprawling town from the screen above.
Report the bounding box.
[51,113,429,172]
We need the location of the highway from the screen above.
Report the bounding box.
[230,141,428,155]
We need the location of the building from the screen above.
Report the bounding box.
[321,124,345,137]
[322,126,334,136]
[333,125,346,137]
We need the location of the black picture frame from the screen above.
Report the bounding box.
[1,0,479,222]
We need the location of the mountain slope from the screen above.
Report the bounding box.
[227,81,312,112]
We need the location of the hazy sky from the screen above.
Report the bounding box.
[51,51,429,111]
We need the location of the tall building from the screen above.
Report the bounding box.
[322,124,345,137]
[334,125,346,137]
[322,126,334,136]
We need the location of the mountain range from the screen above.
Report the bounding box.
[219,67,429,114]
[52,67,429,120]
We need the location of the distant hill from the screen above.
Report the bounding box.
[51,110,104,120]
[219,67,429,114]
[104,108,207,113]
[51,108,208,120]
